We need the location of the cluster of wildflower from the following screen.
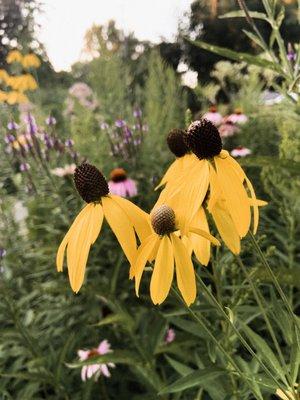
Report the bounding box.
[203,105,251,158]
[100,108,148,162]
[56,117,266,309]
[3,113,80,191]
[0,50,40,105]
[203,105,247,136]
[65,82,98,115]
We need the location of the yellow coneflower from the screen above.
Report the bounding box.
[6,91,28,105]
[0,69,9,84]
[6,49,23,64]
[57,163,151,293]
[131,204,220,306]
[7,74,38,92]
[0,90,7,102]
[182,207,212,266]
[155,128,197,191]
[159,119,266,245]
[22,53,41,69]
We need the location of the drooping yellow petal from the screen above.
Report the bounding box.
[91,203,104,243]
[67,205,94,292]
[214,155,250,237]
[188,227,220,246]
[133,234,159,295]
[160,160,209,235]
[207,163,222,212]
[189,207,211,266]
[220,150,245,181]
[130,234,154,278]
[65,203,104,292]
[249,199,268,207]
[150,236,174,305]
[148,234,161,262]
[171,233,196,306]
[56,204,92,271]
[210,200,241,254]
[102,196,137,265]
[155,158,182,190]
[155,154,196,191]
[110,195,152,242]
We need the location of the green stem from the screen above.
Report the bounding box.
[248,232,297,326]
[235,256,295,394]
[170,286,263,399]
[194,272,287,392]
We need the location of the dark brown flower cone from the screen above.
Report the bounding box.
[167,128,189,158]
[74,163,109,203]
[151,205,176,235]
[184,119,222,159]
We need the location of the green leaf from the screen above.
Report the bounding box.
[159,367,226,394]
[242,30,266,51]
[169,317,206,338]
[188,39,282,74]
[219,10,268,21]
[66,350,140,368]
[55,332,75,383]
[241,373,278,391]
[165,355,194,376]
[290,326,300,383]
[241,323,286,382]
[93,313,128,327]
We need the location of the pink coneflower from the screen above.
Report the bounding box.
[51,164,76,177]
[78,340,115,382]
[108,168,138,198]
[165,328,176,344]
[202,105,223,126]
[218,121,239,138]
[226,108,248,125]
[231,146,252,158]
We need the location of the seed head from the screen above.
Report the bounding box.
[151,205,176,235]
[74,163,109,203]
[109,168,127,182]
[184,119,222,159]
[167,128,189,158]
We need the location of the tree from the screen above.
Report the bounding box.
[180,0,300,81]
[0,0,41,66]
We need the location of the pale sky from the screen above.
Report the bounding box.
[37,0,192,71]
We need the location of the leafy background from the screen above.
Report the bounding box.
[0,0,299,399]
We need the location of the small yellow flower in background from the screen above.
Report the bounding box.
[6,49,23,64]
[0,69,9,84]
[57,163,151,293]
[131,204,220,306]
[0,90,8,102]
[7,74,38,92]
[6,91,28,105]
[22,53,41,69]
[155,128,197,191]
[156,119,267,251]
